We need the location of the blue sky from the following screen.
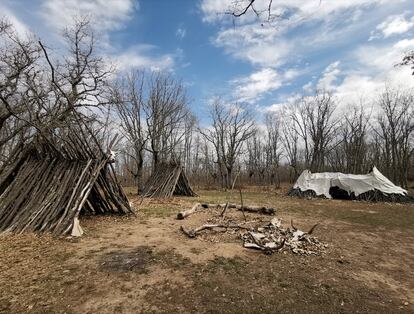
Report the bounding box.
[2,0,414,124]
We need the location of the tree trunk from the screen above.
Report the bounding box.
[136,164,143,194]
[153,150,160,170]
[226,167,233,189]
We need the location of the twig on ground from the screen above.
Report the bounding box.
[220,202,229,218]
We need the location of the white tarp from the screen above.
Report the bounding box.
[293,167,407,199]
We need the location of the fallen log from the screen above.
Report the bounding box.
[201,203,236,208]
[238,206,276,215]
[177,203,200,220]
[180,223,252,238]
[200,203,276,215]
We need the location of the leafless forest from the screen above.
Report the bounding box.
[1,17,413,193]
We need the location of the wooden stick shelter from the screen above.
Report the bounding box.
[0,132,133,236]
[141,162,197,198]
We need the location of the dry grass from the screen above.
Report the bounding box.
[0,187,413,313]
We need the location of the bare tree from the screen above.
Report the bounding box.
[341,105,370,173]
[374,88,414,187]
[1,16,113,169]
[224,0,282,24]
[264,111,283,186]
[0,17,11,34]
[0,20,41,165]
[39,17,112,112]
[397,50,414,76]
[306,92,338,172]
[290,98,311,168]
[290,92,338,172]
[181,112,198,170]
[281,112,300,181]
[246,129,266,183]
[111,71,147,193]
[223,0,322,25]
[200,100,256,188]
[144,72,189,168]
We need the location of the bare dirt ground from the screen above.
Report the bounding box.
[1,186,414,313]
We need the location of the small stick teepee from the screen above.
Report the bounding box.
[141,162,197,198]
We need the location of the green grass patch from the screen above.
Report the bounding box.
[139,205,177,218]
[196,189,414,230]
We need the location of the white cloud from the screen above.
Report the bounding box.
[176,27,186,39]
[214,25,292,67]
[232,68,299,103]
[200,0,230,23]
[38,0,181,73]
[355,38,414,73]
[232,68,281,103]
[202,0,413,112]
[40,0,137,31]
[201,0,285,24]
[261,93,302,112]
[260,102,288,113]
[201,0,395,25]
[0,5,30,37]
[113,44,175,72]
[204,0,408,70]
[331,67,414,117]
[302,81,313,93]
[1,0,179,74]
[317,61,341,91]
[329,38,414,106]
[371,12,414,39]
[260,36,414,113]
[394,38,414,50]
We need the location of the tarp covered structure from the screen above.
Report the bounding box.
[288,167,412,202]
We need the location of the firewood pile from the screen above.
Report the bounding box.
[179,203,327,256]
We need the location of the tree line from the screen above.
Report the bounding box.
[113,81,413,190]
[1,17,413,193]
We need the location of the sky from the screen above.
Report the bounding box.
[1,0,414,125]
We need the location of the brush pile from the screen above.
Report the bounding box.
[179,202,327,256]
[241,218,327,255]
